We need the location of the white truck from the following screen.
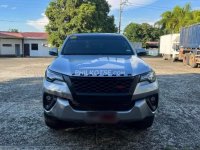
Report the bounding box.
[160,34,180,61]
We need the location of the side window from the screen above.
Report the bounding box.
[31,44,38,50]
[2,44,12,47]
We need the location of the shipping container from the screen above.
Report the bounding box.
[180,24,200,49]
[179,24,200,68]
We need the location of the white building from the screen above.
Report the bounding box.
[0,32,51,57]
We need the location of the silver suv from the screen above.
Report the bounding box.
[43,33,159,130]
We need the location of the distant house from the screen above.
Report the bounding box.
[146,41,159,56]
[0,31,50,57]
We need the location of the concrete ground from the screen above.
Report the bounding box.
[0,57,199,150]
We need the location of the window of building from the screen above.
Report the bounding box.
[2,44,12,47]
[31,44,38,50]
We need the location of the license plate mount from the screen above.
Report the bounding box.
[87,112,117,123]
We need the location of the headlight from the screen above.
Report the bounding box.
[140,71,156,83]
[45,69,63,82]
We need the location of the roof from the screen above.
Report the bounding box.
[0,32,23,39]
[21,32,48,39]
[146,41,159,45]
[71,33,121,37]
[0,31,48,39]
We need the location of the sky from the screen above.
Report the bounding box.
[0,0,200,32]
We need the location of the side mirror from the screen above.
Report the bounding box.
[136,48,147,56]
[49,48,58,56]
[137,52,147,56]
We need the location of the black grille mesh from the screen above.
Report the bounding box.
[64,76,138,111]
[70,77,134,94]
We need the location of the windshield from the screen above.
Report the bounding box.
[61,35,134,55]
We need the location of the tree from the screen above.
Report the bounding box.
[124,23,163,46]
[156,3,200,33]
[45,0,117,47]
[9,29,19,32]
[123,23,141,42]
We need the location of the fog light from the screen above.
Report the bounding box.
[46,95,52,102]
[43,93,57,110]
[150,97,156,105]
[146,94,158,111]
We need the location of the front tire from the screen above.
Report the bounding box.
[189,54,198,68]
[183,54,190,65]
[132,116,155,130]
[44,113,66,130]
[163,54,167,60]
[172,57,177,62]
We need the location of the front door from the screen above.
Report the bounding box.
[15,44,20,57]
[24,44,30,57]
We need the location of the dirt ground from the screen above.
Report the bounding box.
[0,57,200,150]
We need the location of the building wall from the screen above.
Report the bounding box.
[24,39,50,57]
[130,42,142,49]
[0,38,22,56]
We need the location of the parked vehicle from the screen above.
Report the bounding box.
[160,34,180,61]
[179,24,200,68]
[130,42,142,49]
[43,33,159,130]
[135,48,147,56]
[130,42,147,56]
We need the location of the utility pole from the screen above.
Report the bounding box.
[119,0,122,33]
[118,0,129,34]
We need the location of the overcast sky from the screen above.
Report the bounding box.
[0,0,199,32]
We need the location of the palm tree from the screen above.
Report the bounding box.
[155,11,173,33]
[155,3,200,33]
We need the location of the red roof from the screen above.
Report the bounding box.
[0,32,23,38]
[21,32,48,39]
[146,41,159,46]
[146,41,159,44]
[0,31,48,39]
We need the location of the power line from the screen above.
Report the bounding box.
[123,0,199,11]
[0,0,50,9]
[118,0,199,12]
[0,0,51,5]
[0,1,196,26]
[0,19,47,24]
[118,0,178,33]
[0,0,196,9]
[125,1,173,10]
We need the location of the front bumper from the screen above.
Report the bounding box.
[44,98,155,123]
[43,79,159,123]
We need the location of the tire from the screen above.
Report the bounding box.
[189,54,198,68]
[183,54,190,65]
[163,54,167,60]
[127,116,155,130]
[171,57,177,62]
[44,113,67,130]
[134,116,155,129]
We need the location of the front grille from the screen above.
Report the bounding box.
[64,76,139,111]
[69,77,135,94]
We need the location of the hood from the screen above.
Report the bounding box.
[49,55,152,77]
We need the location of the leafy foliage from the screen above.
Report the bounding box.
[9,29,19,33]
[45,0,117,47]
[124,23,163,46]
[156,3,200,33]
